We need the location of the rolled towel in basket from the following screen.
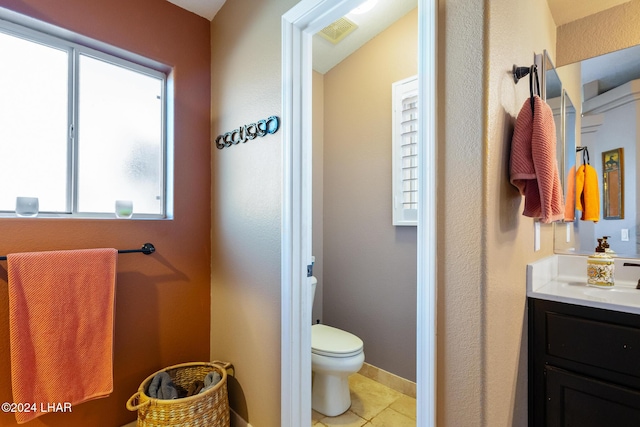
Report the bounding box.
[148,372,178,399]
[199,371,222,394]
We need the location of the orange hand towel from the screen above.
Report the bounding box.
[575,164,600,222]
[510,95,565,223]
[7,248,117,424]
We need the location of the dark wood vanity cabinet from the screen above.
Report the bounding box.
[528,298,640,426]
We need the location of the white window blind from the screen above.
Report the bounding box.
[392,75,418,226]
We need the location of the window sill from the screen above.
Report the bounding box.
[0,212,170,220]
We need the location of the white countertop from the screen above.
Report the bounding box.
[527,255,640,315]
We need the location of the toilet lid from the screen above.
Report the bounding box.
[312,324,363,357]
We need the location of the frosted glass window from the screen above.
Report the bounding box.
[0,21,169,219]
[77,55,164,214]
[0,32,69,212]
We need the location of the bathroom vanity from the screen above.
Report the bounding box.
[527,255,640,426]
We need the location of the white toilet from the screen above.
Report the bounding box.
[310,276,365,417]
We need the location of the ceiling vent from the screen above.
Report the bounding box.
[317,17,358,44]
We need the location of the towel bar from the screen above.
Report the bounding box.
[0,243,155,261]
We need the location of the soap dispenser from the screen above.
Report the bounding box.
[602,235,615,255]
[587,237,615,288]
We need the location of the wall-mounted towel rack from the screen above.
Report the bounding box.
[577,146,590,165]
[0,243,155,261]
[512,65,532,84]
[512,63,540,115]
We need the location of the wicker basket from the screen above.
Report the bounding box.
[126,361,232,427]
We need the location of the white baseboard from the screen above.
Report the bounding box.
[122,409,250,427]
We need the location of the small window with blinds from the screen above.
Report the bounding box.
[392,75,418,226]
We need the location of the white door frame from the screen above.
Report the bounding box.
[281,1,437,426]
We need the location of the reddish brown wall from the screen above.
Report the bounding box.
[0,1,211,426]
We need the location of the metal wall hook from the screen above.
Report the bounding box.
[512,65,531,83]
[577,146,590,165]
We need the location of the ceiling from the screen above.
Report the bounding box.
[164,0,417,75]
[578,44,640,94]
[169,0,631,29]
[168,0,637,94]
[166,0,226,20]
[546,0,631,26]
[312,0,418,74]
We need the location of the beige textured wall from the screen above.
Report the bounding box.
[436,0,483,421]
[437,0,556,425]
[482,0,556,425]
[210,1,297,426]
[320,8,418,382]
[557,0,640,66]
[210,0,560,425]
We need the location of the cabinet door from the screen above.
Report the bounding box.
[546,366,640,427]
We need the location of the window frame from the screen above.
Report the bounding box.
[392,74,419,226]
[0,11,173,219]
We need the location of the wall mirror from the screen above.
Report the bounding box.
[553,43,640,257]
[541,51,564,189]
[563,90,576,203]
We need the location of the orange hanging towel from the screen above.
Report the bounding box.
[575,163,600,222]
[510,95,565,223]
[7,248,117,424]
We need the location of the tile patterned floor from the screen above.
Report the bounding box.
[312,374,416,426]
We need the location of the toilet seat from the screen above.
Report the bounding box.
[312,324,363,358]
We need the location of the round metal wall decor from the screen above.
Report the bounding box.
[215,116,280,149]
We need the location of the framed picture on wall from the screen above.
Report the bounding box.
[602,147,624,220]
